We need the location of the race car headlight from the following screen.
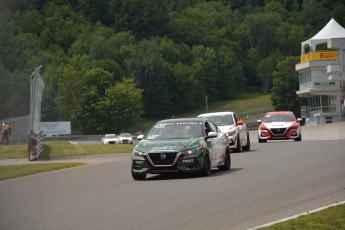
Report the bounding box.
[183,147,202,156]
[290,122,299,129]
[133,150,146,157]
[226,130,236,137]
[259,124,268,130]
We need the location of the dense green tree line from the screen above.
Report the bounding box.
[0,0,344,133]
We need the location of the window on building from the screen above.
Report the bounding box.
[308,95,336,113]
[303,46,311,54]
[309,96,321,112]
[315,43,327,51]
[322,95,336,112]
[299,70,311,84]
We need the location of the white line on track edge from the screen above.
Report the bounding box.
[247,200,345,230]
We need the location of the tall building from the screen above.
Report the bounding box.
[295,18,345,125]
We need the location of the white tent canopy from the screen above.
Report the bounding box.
[301,18,345,54]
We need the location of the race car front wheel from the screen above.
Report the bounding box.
[242,133,251,151]
[200,153,211,176]
[234,135,242,152]
[294,134,302,141]
[132,170,146,180]
[258,137,267,143]
[218,148,231,171]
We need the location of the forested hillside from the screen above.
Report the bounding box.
[0,0,344,133]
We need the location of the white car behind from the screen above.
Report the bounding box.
[101,134,119,144]
[119,133,133,144]
[197,112,250,152]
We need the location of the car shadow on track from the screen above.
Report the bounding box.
[144,168,243,181]
[230,149,257,154]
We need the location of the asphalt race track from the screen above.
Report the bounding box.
[1,140,345,230]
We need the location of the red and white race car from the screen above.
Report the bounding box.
[257,111,302,143]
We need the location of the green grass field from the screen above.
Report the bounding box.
[0,141,134,160]
[258,203,345,230]
[0,141,134,181]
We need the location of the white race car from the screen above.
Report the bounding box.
[197,112,250,152]
[257,111,302,143]
[119,133,133,144]
[101,134,119,144]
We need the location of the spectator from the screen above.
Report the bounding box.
[1,122,11,145]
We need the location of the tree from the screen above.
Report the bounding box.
[271,56,302,116]
[191,45,218,101]
[110,0,170,38]
[39,2,87,51]
[171,61,199,112]
[0,67,30,119]
[68,67,115,133]
[243,47,259,86]
[95,78,143,133]
[243,12,281,59]
[276,22,306,56]
[168,1,235,48]
[256,51,283,93]
[216,46,244,99]
[55,63,87,121]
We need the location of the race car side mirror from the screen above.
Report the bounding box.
[137,134,144,140]
[207,132,218,138]
[236,120,244,125]
[257,119,262,123]
[297,118,302,122]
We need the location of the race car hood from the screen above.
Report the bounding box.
[217,125,235,133]
[262,121,295,129]
[135,138,203,153]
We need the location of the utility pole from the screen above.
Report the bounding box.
[205,95,208,113]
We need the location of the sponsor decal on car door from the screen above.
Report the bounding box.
[207,122,224,166]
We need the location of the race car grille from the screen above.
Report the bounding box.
[147,152,178,166]
[270,128,286,135]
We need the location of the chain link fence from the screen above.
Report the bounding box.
[0,115,29,144]
[1,66,44,150]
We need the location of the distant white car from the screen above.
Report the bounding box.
[197,112,250,152]
[101,134,119,144]
[119,133,133,144]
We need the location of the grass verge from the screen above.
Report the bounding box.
[0,141,134,160]
[40,141,134,159]
[258,203,345,230]
[136,92,272,133]
[0,163,87,181]
[180,92,272,118]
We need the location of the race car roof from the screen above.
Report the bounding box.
[197,111,234,117]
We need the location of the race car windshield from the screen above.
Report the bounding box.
[203,115,234,126]
[263,114,295,122]
[146,122,203,139]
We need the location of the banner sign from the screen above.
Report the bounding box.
[300,51,336,63]
[40,121,71,135]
